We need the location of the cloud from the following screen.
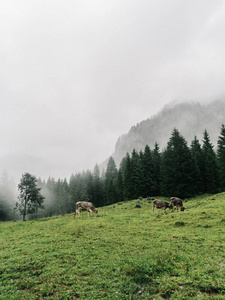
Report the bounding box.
[0,0,225,180]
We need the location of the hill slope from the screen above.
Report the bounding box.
[1,193,225,299]
[112,100,225,167]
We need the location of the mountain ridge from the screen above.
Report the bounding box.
[108,100,225,169]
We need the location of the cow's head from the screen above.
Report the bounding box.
[180,206,185,211]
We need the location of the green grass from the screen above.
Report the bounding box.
[1,194,225,299]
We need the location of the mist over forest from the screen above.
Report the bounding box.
[102,99,225,169]
[1,99,225,221]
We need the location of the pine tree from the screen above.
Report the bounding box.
[190,136,204,193]
[80,183,90,202]
[115,169,124,202]
[106,179,117,204]
[54,180,64,215]
[121,153,133,200]
[0,171,16,221]
[160,129,198,198]
[217,124,225,191]
[105,157,117,185]
[105,157,118,204]
[53,179,70,216]
[141,145,154,197]
[44,177,56,217]
[93,164,104,206]
[82,170,94,203]
[151,143,161,195]
[62,178,71,213]
[202,130,219,194]
[130,149,144,199]
[69,173,83,206]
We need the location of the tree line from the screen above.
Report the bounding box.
[1,124,225,221]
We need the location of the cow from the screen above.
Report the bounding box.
[74,201,98,218]
[152,199,170,214]
[169,197,185,212]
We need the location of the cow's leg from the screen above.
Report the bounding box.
[74,209,79,218]
[78,209,81,218]
[88,209,93,217]
[152,205,155,214]
[163,208,165,214]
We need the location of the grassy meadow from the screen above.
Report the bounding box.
[1,194,225,299]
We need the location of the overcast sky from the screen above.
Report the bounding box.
[1,0,225,180]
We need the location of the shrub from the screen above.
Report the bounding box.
[174,221,185,227]
[135,201,142,208]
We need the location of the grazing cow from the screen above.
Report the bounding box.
[74,201,98,218]
[169,197,185,212]
[152,199,170,214]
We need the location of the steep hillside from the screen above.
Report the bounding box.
[111,100,225,168]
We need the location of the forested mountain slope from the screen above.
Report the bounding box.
[111,100,225,168]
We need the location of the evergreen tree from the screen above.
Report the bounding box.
[202,130,219,194]
[105,156,117,185]
[105,157,118,204]
[44,177,57,217]
[106,179,117,204]
[80,183,90,202]
[151,143,161,195]
[130,149,144,199]
[217,124,225,191]
[160,129,198,198]
[53,179,70,216]
[93,164,105,207]
[16,173,45,221]
[115,169,124,202]
[54,180,64,215]
[82,170,94,203]
[190,136,204,193]
[63,178,71,213]
[69,173,83,205]
[141,145,154,197]
[0,171,16,221]
[121,153,133,200]
[0,199,11,221]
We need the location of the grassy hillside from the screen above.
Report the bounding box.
[1,194,225,299]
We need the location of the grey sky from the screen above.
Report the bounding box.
[1,0,225,180]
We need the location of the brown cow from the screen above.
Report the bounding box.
[74,201,98,218]
[169,197,185,212]
[152,199,170,214]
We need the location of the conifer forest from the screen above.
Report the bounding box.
[1,125,225,221]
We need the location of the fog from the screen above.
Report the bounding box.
[1,0,225,181]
